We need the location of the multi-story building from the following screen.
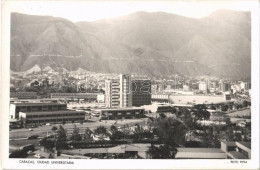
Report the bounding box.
[10,103,67,119]
[19,110,85,124]
[240,81,251,90]
[131,78,151,107]
[151,94,170,103]
[93,107,145,120]
[10,102,85,124]
[105,74,151,108]
[219,80,231,92]
[10,92,37,99]
[183,84,190,91]
[199,81,208,92]
[105,79,120,108]
[119,74,132,108]
[50,93,99,101]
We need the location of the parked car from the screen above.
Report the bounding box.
[28,128,33,131]
[46,123,51,126]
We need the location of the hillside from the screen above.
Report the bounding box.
[10,10,251,78]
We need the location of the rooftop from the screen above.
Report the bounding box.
[221,141,236,146]
[11,103,66,106]
[19,109,85,115]
[228,151,248,159]
[176,148,226,159]
[95,107,145,112]
[177,148,224,153]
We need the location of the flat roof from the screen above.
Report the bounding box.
[96,107,145,111]
[228,151,248,159]
[177,148,224,153]
[78,146,125,154]
[9,119,20,122]
[11,103,66,106]
[51,93,99,95]
[176,148,226,159]
[172,104,194,107]
[19,110,85,115]
[221,141,236,146]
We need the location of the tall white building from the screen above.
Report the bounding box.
[105,79,120,108]
[105,74,132,108]
[199,81,208,92]
[119,74,132,107]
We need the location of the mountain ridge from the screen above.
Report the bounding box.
[11,10,251,78]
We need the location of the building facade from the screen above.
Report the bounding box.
[50,93,99,101]
[105,79,121,108]
[131,79,151,107]
[105,74,151,108]
[199,81,208,92]
[119,74,132,108]
[10,92,37,99]
[93,107,145,120]
[10,103,67,119]
[19,110,85,124]
[219,81,231,92]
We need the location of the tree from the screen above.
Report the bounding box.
[192,104,210,120]
[84,128,93,142]
[71,124,81,142]
[110,125,117,134]
[225,127,235,142]
[61,120,66,125]
[242,100,249,108]
[9,150,27,158]
[56,125,68,149]
[94,126,107,136]
[221,105,229,112]
[51,126,58,134]
[133,124,145,141]
[147,144,177,159]
[152,117,187,147]
[110,130,125,141]
[209,104,216,110]
[39,138,55,150]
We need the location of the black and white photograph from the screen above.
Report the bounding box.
[1,0,259,169]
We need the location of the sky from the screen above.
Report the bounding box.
[6,1,254,22]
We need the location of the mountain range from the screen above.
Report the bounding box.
[11,10,251,78]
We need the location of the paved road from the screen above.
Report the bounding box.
[10,118,147,139]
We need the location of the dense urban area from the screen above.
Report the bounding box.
[8,66,251,159]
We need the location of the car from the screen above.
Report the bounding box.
[29,128,33,131]
[46,123,51,126]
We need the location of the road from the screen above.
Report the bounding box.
[9,118,147,140]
